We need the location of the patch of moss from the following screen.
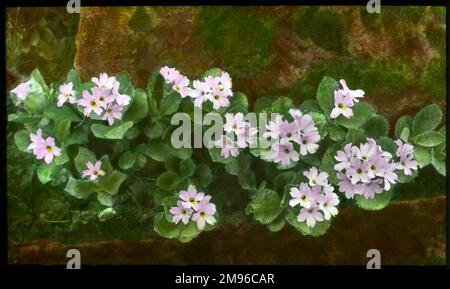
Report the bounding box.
[128,7,154,33]
[289,58,417,105]
[293,7,349,55]
[421,56,446,98]
[425,25,445,56]
[195,7,277,79]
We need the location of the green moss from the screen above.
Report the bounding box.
[289,58,417,104]
[195,7,277,79]
[128,7,154,33]
[425,25,445,55]
[293,7,348,55]
[360,6,426,32]
[421,56,446,98]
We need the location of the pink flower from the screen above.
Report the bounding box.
[298,131,320,156]
[318,192,339,220]
[102,103,123,126]
[339,79,364,103]
[82,160,106,181]
[169,201,193,225]
[208,91,230,110]
[297,205,324,228]
[179,185,204,210]
[236,123,258,148]
[279,120,299,143]
[57,82,76,107]
[172,75,190,98]
[264,115,283,140]
[289,183,313,208]
[191,196,217,230]
[334,143,354,171]
[303,167,329,187]
[188,80,213,108]
[270,140,299,166]
[92,86,114,109]
[112,81,131,106]
[11,80,32,106]
[27,128,44,151]
[78,90,103,117]
[337,173,358,199]
[330,90,354,119]
[92,73,116,90]
[33,136,62,164]
[215,135,239,158]
[361,179,383,199]
[224,113,246,134]
[160,66,181,84]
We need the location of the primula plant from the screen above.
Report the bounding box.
[9,66,445,241]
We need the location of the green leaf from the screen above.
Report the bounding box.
[364,115,389,138]
[30,68,47,90]
[156,172,180,191]
[274,171,297,194]
[320,144,341,185]
[377,136,397,156]
[64,177,98,199]
[412,131,444,147]
[192,164,213,188]
[97,192,113,207]
[413,146,431,168]
[37,163,55,184]
[8,113,42,124]
[98,170,127,195]
[118,151,137,170]
[397,170,418,183]
[179,222,202,243]
[23,92,46,113]
[115,71,134,96]
[316,76,339,116]
[14,130,30,152]
[224,153,251,176]
[44,106,82,123]
[74,147,97,174]
[54,152,69,166]
[335,102,375,129]
[286,210,330,237]
[355,189,393,211]
[226,92,248,113]
[179,158,196,178]
[395,115,413,139]
[412,104,442,136]
[146,142,171,162]
[160,90,181,116]
[153,212,182,239]
[253,96,273,113]
[345,128,367,146]
[144,121,165,139]
[91,121,134,139]
[208,147,234,164]
[310,111,328,139]
[246,189,282,224]
[271,96,293,115]
[98,207,116,221]
[124,89,148,122]
[400,127,410,142]
[329,123,346,142]
[266,212,287,232]
[67,125,89,145]
[431,148,446,176]
[299,99,321,114]
[238,170,256,190]
[169,146,192,160]
[66,69,81,90]
[53,119,71,143]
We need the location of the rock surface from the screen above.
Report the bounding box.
[12,197,445,265]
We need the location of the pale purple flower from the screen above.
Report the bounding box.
[330,90,354,119]
[355,138,377,161]
[224,113,246,134]
[361,179,383,199]
[291,111,317,136]
[33,136,62,164]
[334,143,354,171]
[337,173,358,199]
[78,90,103,117]
[298,131,320,155]
[289,183,313,208]
[160,66,181,84]
[297,204,324,228]
[57,82,76,107]
[279,120,299,143]
[395,139,414,158]
[172,75,190,98]
[270,140,299,166]
[82,160,105,181]
[348,158,371,184]
[318,192,340,220]
[236,123,258,148]
[188,80,213,108]
[208,91,230,110]
[367,154,389,179]
[339,79,364,103]
[191,196,217,230]
[179,185,204,210]
[102,103,123,126]
[169,201,193,225]
[92,86,114,109]
[215,135,239,158]
[303,167,329,187]
[396,155,418,176]
[112,81,131,106]
[27,128,44,151]
[264,115,283,140]
[382,163,398,191]
[11,80,32,106]
[92,73,116,90]
[216,72,233,96]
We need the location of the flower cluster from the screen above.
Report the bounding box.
[160,66,233,110]
[289,167,339,228]
[75,73,131,126]
[11,80,33,106]
[394,139,418,176]
[215,112,258,158]
[28,128,62,164]
[330,79,364,119]
[82,160,106,181]
[169,185,217,230]
[334,138,418,199]
[264,109,320,166]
